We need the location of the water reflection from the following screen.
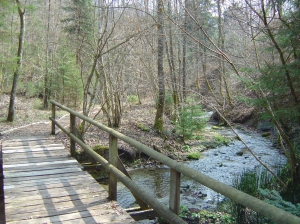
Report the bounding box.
[117,168,170,208]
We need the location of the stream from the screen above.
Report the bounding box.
[116,125,287,211]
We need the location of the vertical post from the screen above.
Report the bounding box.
[169,168,181,215]
[70,114,76,157]
[109,134,118,200]
[51,103,56,135]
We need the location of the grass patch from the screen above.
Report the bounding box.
[127,95,139,105]
[33,98,43,110]
[186,151,201,160]
[201,133,231,149]
[136,123,150,132]
[92,145,109,155]
[217,168,278,223]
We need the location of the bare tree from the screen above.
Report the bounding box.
[154,0,165,132]
[43,0,51,109]
[7,0,25,122]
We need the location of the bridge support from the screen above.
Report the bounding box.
[109,134,118,200]
[51,103,55,135]
[169,169,181,215]
[70,114,76,157]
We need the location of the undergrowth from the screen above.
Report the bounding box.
[218,168,300,223]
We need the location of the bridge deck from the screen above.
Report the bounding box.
[1,137,136,224]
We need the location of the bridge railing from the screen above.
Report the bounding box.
[49,100,300,224]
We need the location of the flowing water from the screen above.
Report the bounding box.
[116,125,287,211]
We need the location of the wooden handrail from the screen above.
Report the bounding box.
[50,100,300,224]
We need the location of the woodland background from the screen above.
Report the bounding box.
[0,0,300,209]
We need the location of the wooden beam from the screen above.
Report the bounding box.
[70,114,76,157]
[169,168,181,215]
[109,134,117,200]
[51,103,56,135]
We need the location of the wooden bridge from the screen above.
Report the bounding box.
[1,137,136,223]
[0,100,299,224]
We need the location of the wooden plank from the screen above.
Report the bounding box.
[2,145,65,153]
[4,182,103,204]
[5,191,102,209]
[4,162,82,173]
[4,172,93,186]
[3,150,70,157]
[5,181,102,198]
[3,139,54,144]
[5,190,106,209]
[2,139,56,146]
[3,151,71,161]
[4,171,90,183]
[4,167,83,178]
[3,156,70,165]
[3,159,78,170]
[6,202,104,222]
[3,144,65,154]
[2,142,63,148]
[4,176,96,193]
[5,196,108,219]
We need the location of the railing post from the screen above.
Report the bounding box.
[109,134,118,200]
[169,168,181,215]
[70,114,76,157]
[51,103,56,135]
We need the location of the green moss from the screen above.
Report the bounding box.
[262,132,270,137]
[187,152,201,160]
[78,122,84,134]
[92,145,109,155]
[154,118,164,132]
[75,149,89,162]
[89,170,108,180]
[136,123,150,132]
[212,125,225,130]
[201,133,231,149]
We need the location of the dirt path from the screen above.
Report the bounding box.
[0,117,70,140]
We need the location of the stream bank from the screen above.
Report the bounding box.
[116,125,286,211]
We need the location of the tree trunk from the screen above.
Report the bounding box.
[166,1,179,114]
[43,0,51,109]
[182,0,188,101]
[217,0,233,106]
[217,0,225,102]
[7,0,25,122]
[154,0,165,132]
